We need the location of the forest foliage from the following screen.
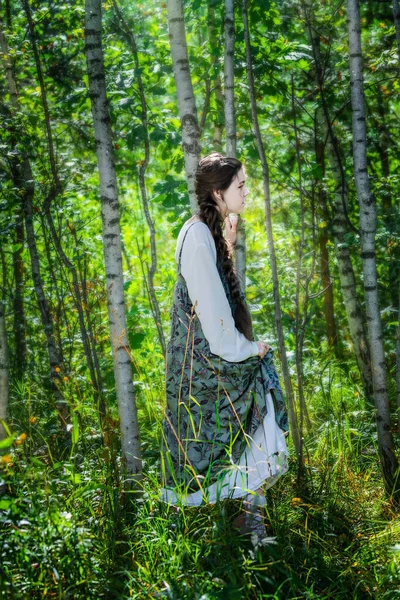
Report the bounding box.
[0,0,400,597]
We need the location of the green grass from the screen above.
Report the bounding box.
[1,360,400,599]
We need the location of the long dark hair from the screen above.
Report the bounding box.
[194,152,254,342]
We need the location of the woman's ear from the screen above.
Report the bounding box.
[212,189,222,201]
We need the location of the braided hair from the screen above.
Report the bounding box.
[195,152,254,342]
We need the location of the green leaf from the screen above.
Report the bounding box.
[72,413,80,445]
[0,435,16,449]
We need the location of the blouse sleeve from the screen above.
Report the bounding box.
[180,226,260,363]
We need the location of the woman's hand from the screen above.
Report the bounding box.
[256,340,270,359]
[225,214,238,249]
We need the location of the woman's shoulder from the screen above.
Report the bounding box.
[180,217,213,244]
[175,217,215,262]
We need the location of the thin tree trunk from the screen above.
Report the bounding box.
[347,0,399,498]
[397,286,400,432]
[23,162,69,424]
[0,26,27,380]
[12,213,27,380]
[166,0,200,213]
[224,0,236,159]
[208,5,224,151]
[242,0,301,460]
[292,75,312,445]
[315,120,338,351]
[74,228,106,417]
[393,0,400,64]
[112,0,166,358]
[0,251,9,442]
[302,2,373,402]
[85,0,142,483]
[0,25,68,426]
[22,0,105,418]
[224,0,247,293]
[373,90,399,313]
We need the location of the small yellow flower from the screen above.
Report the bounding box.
[19,433,27,441]
[1,454,12,464]
[55,367,61,373]
[291,497,302,505]
[63,376,69,382]
[29,416,37,424]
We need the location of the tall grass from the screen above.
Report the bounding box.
[1,358,400,599]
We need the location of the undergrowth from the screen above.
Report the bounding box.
[1,359,400,599]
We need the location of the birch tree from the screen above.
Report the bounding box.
[207,5,224,151]
[166,0,200,213]
[242,0,301,460]
[347,0,399,496]
[85,0,141,483]
[224,0,247,292]
[302,1,373,401]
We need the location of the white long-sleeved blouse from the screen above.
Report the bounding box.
[175,220,260,363]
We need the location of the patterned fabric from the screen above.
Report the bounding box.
[161,222,288,494]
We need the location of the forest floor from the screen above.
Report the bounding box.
[1,361,400,599]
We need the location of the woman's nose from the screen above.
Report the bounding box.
[244,186,249,197]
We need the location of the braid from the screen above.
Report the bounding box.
[195,152,254,341]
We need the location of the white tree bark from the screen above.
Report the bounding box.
[0,304,9,442]
[224,0,246,292]
[167,0,200,213]
[224,0,236,159]
[322,113,373,399]
[85,0,141,483]
[302,1,373,401]
[347,0,398,495]
[242,0,301,459]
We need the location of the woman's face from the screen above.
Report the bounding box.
[214,167,249,216]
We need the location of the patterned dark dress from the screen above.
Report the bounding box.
[160,222,289,504]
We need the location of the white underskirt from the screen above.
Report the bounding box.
[160,391,289,506]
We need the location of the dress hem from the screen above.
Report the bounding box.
[159,448,289,507]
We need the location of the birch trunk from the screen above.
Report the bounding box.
[302,2,373,401]
[85,0,141,483]
[224,0,247,293]
[224,0,236,159]
[207,5,224,151]
[242,0,301,459]
[166,0,200,213]
[347,0,399,496]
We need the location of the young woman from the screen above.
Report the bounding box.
[160,152,289,544]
